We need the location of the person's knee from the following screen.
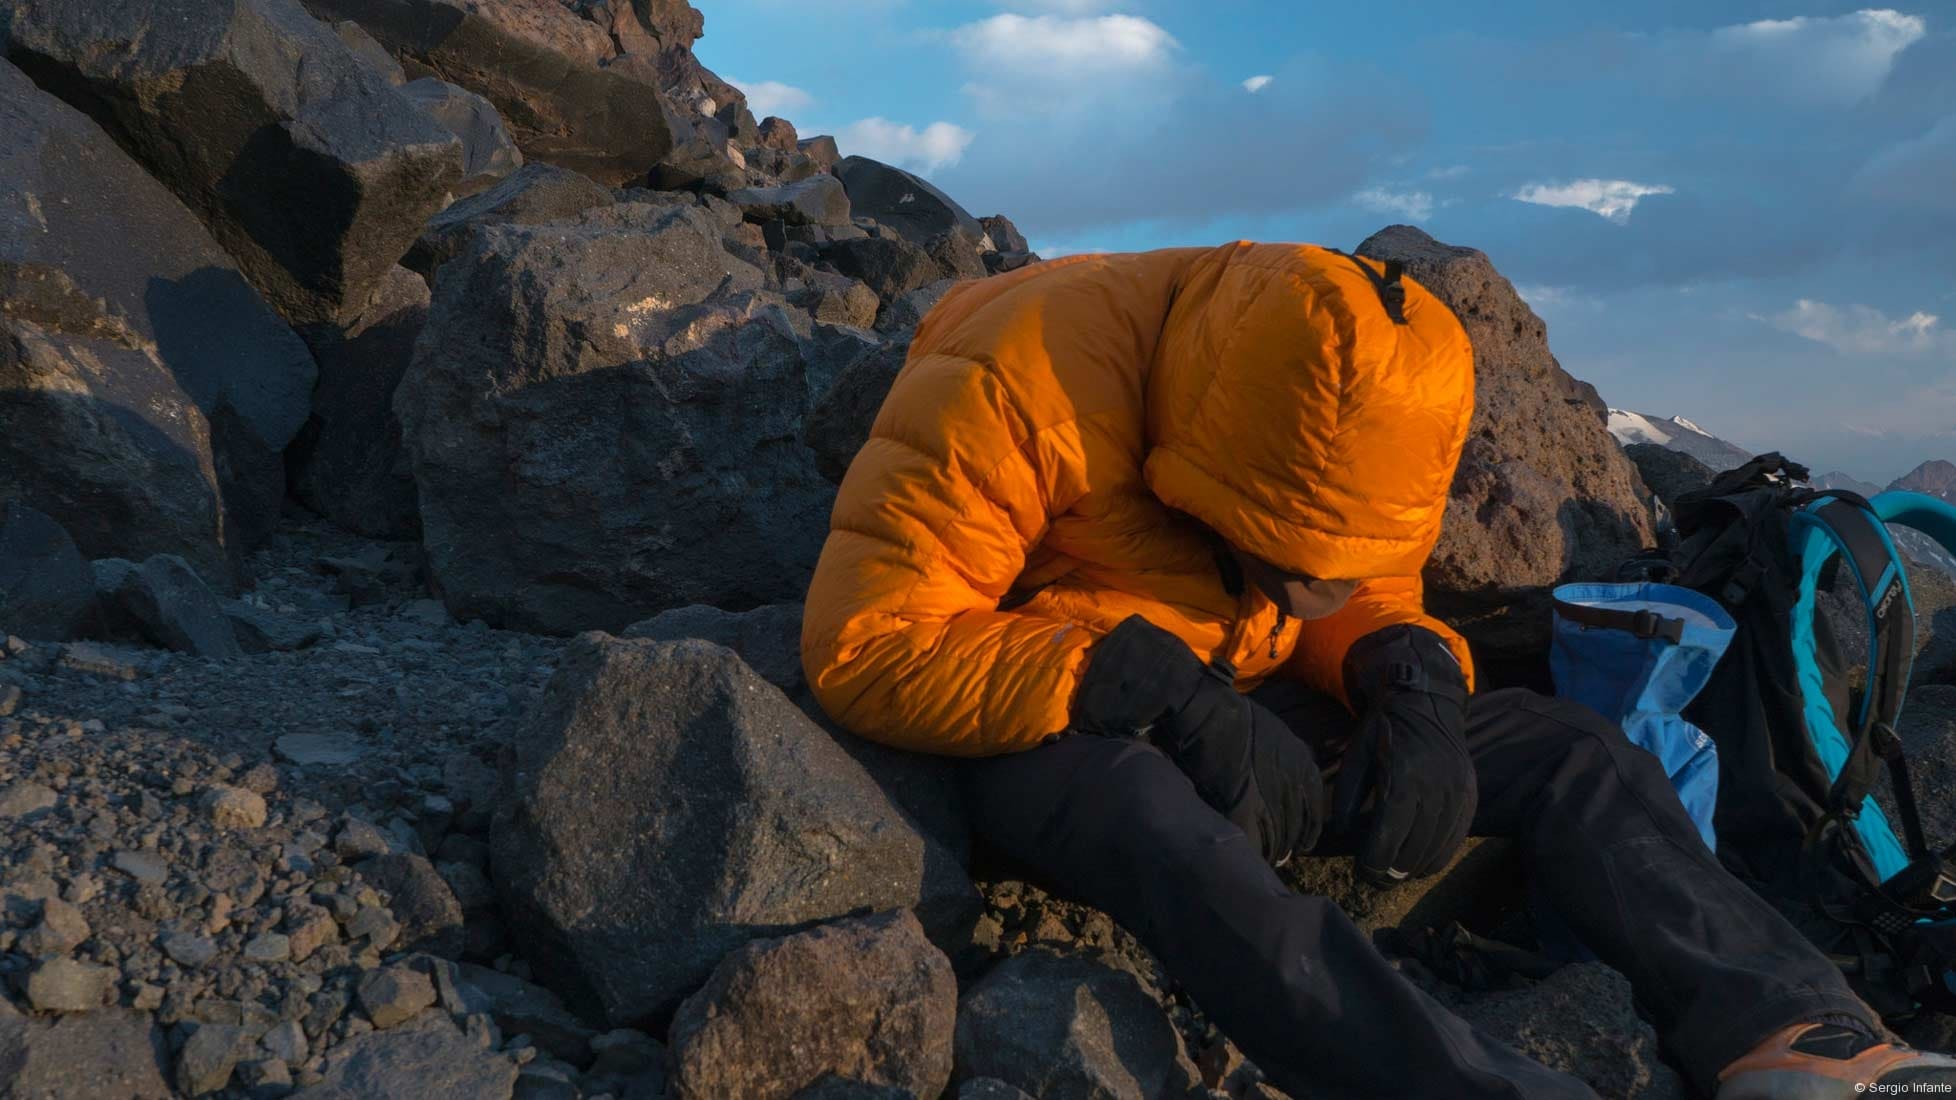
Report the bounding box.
[1496,691,1675,795]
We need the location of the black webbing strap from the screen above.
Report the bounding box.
[1552,599,1687,644]
[1330,251,1409,324]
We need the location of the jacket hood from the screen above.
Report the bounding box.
[1142,242,1475,580]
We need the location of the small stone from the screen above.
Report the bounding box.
[25,956,115,1013]
[203,785,269,830]
[178,1022,251,1096]
[160,927,218,962]
[0,684,18,716]
[274,733,363,767]
[112,849,169,885]
[132,982,166,1011]
[244,932,292,963]
[239,763,281,795]
[283,902,340,963]
[357,966,437,1029]
[59,642,141,680]
[262,1018,309,1064]
[334,816,391,860]
[0,780,57,818]
[347,906,400,951]
[237,1057,292,1091]
[19,897,91,956]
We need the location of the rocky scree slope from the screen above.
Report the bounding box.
[3,0,1949,1097]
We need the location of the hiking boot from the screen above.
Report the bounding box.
[1716,1021,1956,1099]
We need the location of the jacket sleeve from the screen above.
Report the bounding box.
[800,351,1097,758]
[1279,574,1475,706]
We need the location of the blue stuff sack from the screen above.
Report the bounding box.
[1550,581,1738,851]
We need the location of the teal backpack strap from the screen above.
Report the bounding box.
[1789,492,1917,879]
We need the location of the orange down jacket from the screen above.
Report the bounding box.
[802,242,1477,756]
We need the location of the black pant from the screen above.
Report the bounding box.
[960,687,1873,1099]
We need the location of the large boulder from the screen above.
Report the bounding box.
[0,60,311,582]
[400,162,616,279]
[298,0,676,186]
[804,338,908,484]
[0,1008,173,1099]
[397,205,835,633]
[835,157,984,247]
[825,236,943,305]
[0,502,96,641]
[288,1013,518,1099]
[953,951,1195,1100]
[288,266,429,539]
[667,910,957,1100]
[726,175,851,228]
[1,0,462,325]
[1356,226,1654,686]
[398,77,521,191]
[92,555,243,658]
[491,636,980,1028]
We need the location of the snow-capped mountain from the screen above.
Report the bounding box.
[1607,409,1754,472]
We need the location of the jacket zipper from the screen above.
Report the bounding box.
[1266,611,1287,659]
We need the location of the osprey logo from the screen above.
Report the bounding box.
[1876,578,1903,622]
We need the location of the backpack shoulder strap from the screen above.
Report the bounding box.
[1790,493,1920,860]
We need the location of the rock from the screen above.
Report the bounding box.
[301,0,675,187]
[834,157,984,247]
[263,1019,309,1065]
[288,267,431,541]
[284,902,341,963]
[358,967,438,1029]
[959,1080,1036,1100]
[651,128,750,193]
[452,963,596,1065]
[799,135,841,173]
[803,340,908,484]
[355,853,465,958]
[403,163,616,279]
[0,780,57,818]
[954,951,1193,1100]
[1355,226,1654,687]
[277,732,365,767]
[984,250,1040,275]
[398,208,834,633]
[290,1013,519,1098]
[224,601,326,653]
[2,0,461,325]
[668,910,955,1100]
[19,896,89,957]
[399,78,521,190]
[334,19,404,85]
[875,278,961,335]
[111,850,169,886]
[922,232,987,284]
[757,116,799,151]
[825,236,943,304]
[1622,442,1712,512]
[979,215,1029,255]
[161,931,220,969]
[0,60,315,580]
[727,176,851,227]
[57,642,143,681]
[176,1023,251,1097]
[92,556,242,658]
[622,602,806,697]
[23,956,115,1014]
[243,932,292,963]
[0,503,96,640]
[1283,838,1522,939]
[1443,962,1687,1099]
[0,1009,172,1099]
[789,273,882,331]
[492,636,979,1027]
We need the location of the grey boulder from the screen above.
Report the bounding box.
[490,636,979,1027]
[398,77,521,190]
[397,205,833,633]
[803,335,907,484]
[92,556,242,658]
[727,175,852,228]
[0,59,315,580]
[401,162,616,279]
[288,1012,518,1099]
[2,0,462,325]
[1356,225,1654,685]
[836,157,984,247]
[0,502,96,641]
[667,910,957,1100]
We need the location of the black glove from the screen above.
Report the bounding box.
[1334,625,1476,888]
[1073,615,1325,864]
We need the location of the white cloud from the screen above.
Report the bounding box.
[725,78,813,119]
[949,14,1178,75]
[1427,164,1470,180]
[1757,299,1954,357]
[834,117,976,173]
[1509,178,1675,223]
[1242,75,1273,93]
[1700,8,1925,103]
[1353,186,1434,221]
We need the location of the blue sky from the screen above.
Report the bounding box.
[695,2,1956,483]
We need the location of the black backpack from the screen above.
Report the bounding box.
[1641,453,1956,1017]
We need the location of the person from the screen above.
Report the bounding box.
[800,242,1956,1098]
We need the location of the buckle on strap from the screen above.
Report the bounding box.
[1628,609,1686,643]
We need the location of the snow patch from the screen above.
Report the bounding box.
[1607,408,1673,447]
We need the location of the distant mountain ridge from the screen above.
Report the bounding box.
[1809,467,1956,580]
[1607,409,1754,471]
